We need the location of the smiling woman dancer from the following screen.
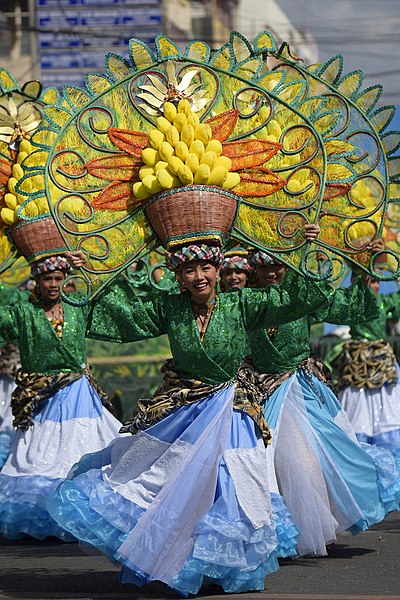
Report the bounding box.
[0,253,121,541]
[47,224,329,596]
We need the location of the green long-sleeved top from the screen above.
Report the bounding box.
[0,282,30,307]
[249,276,380,374]
[0,296,89,374]
[87,271,329,386]
[349,290,400,342]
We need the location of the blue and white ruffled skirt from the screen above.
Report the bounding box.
[0,375,121,540]
[263,370,400,557]
[47,385,298,596]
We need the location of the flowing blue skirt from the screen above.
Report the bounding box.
[263,370,400,556]
[0,374,15,469]
[0,375,121,540]
[48,385,298,596]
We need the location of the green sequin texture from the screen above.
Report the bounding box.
[349,291,400,342]
[88,271,328,386]
[250,276,380,374]
[0,296,89,374]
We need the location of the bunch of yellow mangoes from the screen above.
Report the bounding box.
[0,140,51,226]
[133,99,240,200]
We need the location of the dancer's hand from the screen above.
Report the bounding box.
[366,238,385,253]
[66,250,87,268]
[304,223,320,241]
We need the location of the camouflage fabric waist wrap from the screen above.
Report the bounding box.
[338,339,398,389]
[120,358,272,446]
[240,355,332,400]
[11,367,113,431]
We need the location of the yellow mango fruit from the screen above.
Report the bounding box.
[156,168,179,190]
[168,155,185,176]
[142,174,163,194]
[4,193,17,210]
[18,139,32,154]
[215,155,232,171]
[165,126,180,147]
[35,197,50,214]
[175,141,189,162]
[133,181,152,200]
[142,148,160,167]
[17,152,28,164]
[194,163,211,184]
[222,172,240,190]
[22,201,39,217]
[163,102,177,122]
[187,113,200,127]
[178,99,191,116]
[139,166,155,180]
[156,116,172,134]
[207,166,228,186]
[154,160,169,172]
[149,129,165,149]
[189,140,205,159]
[159,141,174,161]
[200,151,217,170]
[1,207,18,225]
[206,140,222,156]
[186,153,199,173]
[7,177,17,194]
[12,164,24,180]
[194,123,212,144]
[178,164,194,185]
[181,124,194,147]
[173,113,187,132]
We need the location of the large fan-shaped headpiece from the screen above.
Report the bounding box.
[12,31,400,297]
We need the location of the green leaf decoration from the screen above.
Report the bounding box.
[156,35,182,60]
[43,106,72,129]
[41,86,60,106]
[314,55,343,85]
[257,70,286,92]
[381,131,400,157]
[312,110,341,137]
[63,85,93,111]
[254,31,277,53]
[21,80,42,99]
[84,73,113,96]
[105,53,134,82]
[354,85,382,115]
[230,31,253,63]
[369,105,396,134]
[298,97,326,120]
[0,69,18,93]
[210,43,234,70]
[274,80,306,107]
[184,40,211,63]
[388,157,400,183]
[128,38,155,71]
[234,57,262,80]
[337,70,364,98]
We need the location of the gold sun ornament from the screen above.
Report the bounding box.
[15,31,400,299]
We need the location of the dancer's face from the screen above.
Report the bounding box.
[37,271,65,303]
[179,261,219,304]
[256,262,287,287]
[221,269,247,290]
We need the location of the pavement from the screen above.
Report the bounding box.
[0,512,399,600]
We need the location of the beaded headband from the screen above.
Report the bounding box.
[31,255,72,277]
[165,244,223,272]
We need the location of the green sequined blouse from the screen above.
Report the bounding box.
[0,297,89,374]
[250,276,379,374]
[349,291,400,341]
[87,271,327,386]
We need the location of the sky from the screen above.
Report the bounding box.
[237,0,400,107]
